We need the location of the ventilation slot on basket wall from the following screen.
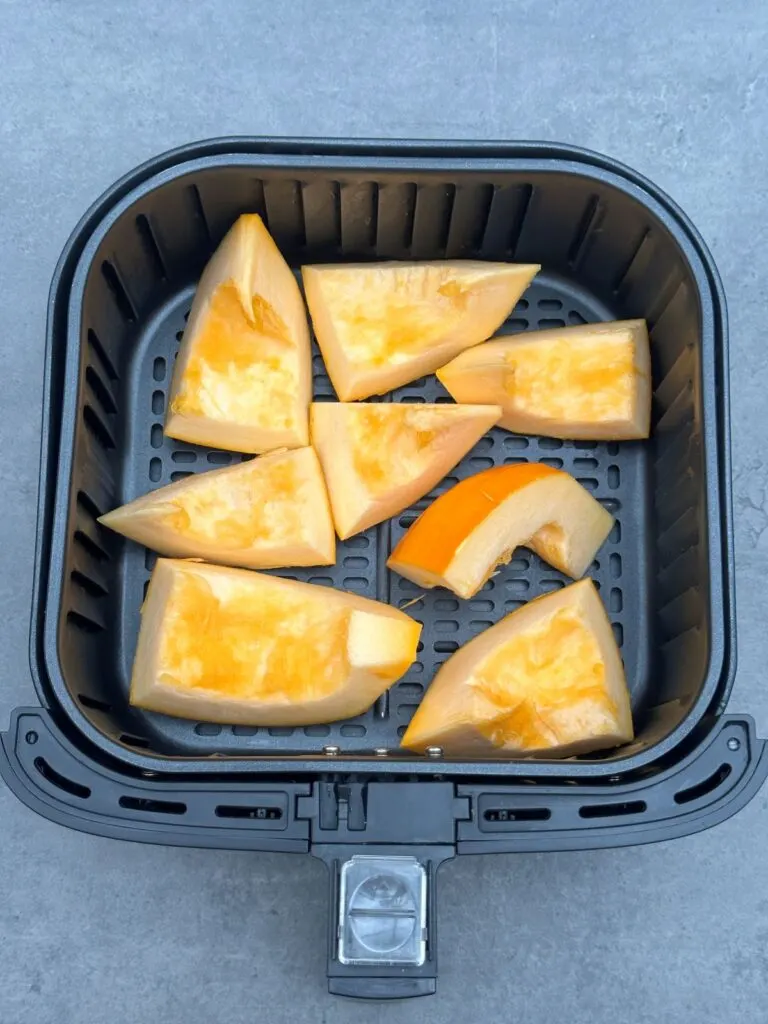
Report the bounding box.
[83,405,115,451]
[119,733,151,750]
[85,365,117,416]
[568,194,603,270]
[66,610,104,635]
[135,213,168,281]
[70,571,108,599]
[101,260,136,322]
[78,693,113,713]
[87,328,119,382]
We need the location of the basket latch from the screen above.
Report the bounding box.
[302,781,468,998]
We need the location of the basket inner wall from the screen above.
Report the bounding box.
[57,165,708,763]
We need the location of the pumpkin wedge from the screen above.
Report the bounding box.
[98,447,334,569]
[437,319,651,440]
[302,261,539,400]
[131,560,421,726]
[166,214,311,453]
[401,579,632,758]
[311,402,501,539]
[388,464,612,598]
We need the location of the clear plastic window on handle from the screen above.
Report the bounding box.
[337,856,427,966]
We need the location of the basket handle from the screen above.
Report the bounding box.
[311,843,454,1000]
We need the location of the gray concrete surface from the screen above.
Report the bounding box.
[2,1,768,1021]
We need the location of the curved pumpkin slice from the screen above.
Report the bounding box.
[132,560,422,726]
[98,447,335,569]
[437,319,651,440]
[388,464,612,598]
[302,261,539,400]
[166,214,311,453]
[401,579,632,758]
[311,402,501,539]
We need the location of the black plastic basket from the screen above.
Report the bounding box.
[3,138,765,999]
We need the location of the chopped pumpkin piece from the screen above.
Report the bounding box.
[166,214,311,453]
[98,447,334,569]
[131,560,421,725]
[401,579,632,758]
[388,463,612,598]
[311,402,501,539]
[437,319,651,440]
[302,260,539,400]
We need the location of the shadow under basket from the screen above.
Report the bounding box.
[41,138,734,778]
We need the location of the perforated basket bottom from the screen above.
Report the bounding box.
[116,270,650,756]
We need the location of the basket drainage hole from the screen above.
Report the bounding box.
[340,724,366,737]
[153,357,166,382]
[434,640,459,654]
[195,723,222,737]
[119,796,186,815]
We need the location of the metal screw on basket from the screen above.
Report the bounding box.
[373,748,389,757]
[727,737,741,751]
[323,745,341,756]
[425,746,444,759]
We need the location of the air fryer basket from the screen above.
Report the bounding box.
[2,139,763,999]
[45,142,731,773]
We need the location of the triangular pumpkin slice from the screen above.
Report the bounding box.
[402,579,633,758]
[98,447,335,569]
[437,319,651,440]
[131,559,422,726]
[311,402,501,539]
[302,261,539,400]
[388,464,613,598]
[166,214,311,453]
